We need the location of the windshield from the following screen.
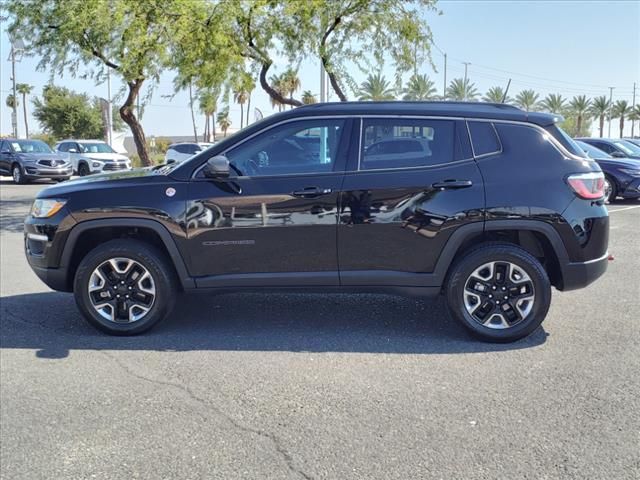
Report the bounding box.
[613,140,640,155]
[575,140,612,159]
[545,125,586,157]
[79,142,115,154]
[10,140,53,154]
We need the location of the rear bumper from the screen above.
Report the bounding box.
[558,252,609,291]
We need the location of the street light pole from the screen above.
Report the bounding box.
[631,82,636,138]
[10,44,18,138]
[607,87,614,138]
[462,62,471,101]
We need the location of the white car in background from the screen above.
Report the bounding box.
[165,142,214,164]
[55,139,131,176]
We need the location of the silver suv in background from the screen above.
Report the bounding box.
[164,142,214,164]
[55,140,131,176]
[0,138,72,184]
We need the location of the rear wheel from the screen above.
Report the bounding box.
[74,239,177,335]
[445,244,551,342]
[603,175,617,203]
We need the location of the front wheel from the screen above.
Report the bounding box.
[603,175,617,203]
[12,164,27,184]
[73,239,177,335]
[445,244,551,342]
[78,163,90,176]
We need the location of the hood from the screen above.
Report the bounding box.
[18,152,67,161]
[37,167,169,198]
[79,152,129,162]
[595,157,640,168]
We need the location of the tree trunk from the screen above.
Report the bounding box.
[240,103,244,129]
[259,62,302,108]
[322,58,347,102]
[212,111,216,141]
[599,115,604,137]
[120,80,150,166]
[189,82,198,142]
[21,93,29,138]
[203,115,209,142]
[619,117,624,138]
[246,94,251,126]
[577,115,582,136]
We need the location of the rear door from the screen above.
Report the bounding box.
[338,116,484,286]
[186,117,352,287]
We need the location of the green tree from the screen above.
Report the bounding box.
[302,90,318,104]
[199,88,220,142]
[16,84,33,138]
[539,93,566,114]
[217,109,232,137]
[280,68,301,108]
[402,74,437,101]
[482,86,511,104]
[357,73,396,101]
[514,90,540,112]
[629,104,640,137]
[7,0,211,166]
[589,96,611,138]
[6,94,18,109]
[612,100,631,138]
[568,95,591,136]
[32,85,104,139]
[268,74,286,112]
[446,78,479,101]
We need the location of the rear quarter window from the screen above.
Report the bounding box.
[468,121,501,157]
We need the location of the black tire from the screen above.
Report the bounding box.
[78,163,90,176]
[12,163,27,184]
[73,239,177,335]
[604,175,618,203]
[55,177,71,183]
[445,243,551,343]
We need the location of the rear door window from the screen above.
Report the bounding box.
[468,121,501,157]
[360,118,456,170]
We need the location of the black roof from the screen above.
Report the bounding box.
[291,101,560,127]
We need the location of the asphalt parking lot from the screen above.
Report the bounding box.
[1,179,639,479]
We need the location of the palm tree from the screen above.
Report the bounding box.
[198,89,218,142]
[233,88,249,129]
[612,100,631,138]
[589,96,611,138]
[446,78,479,101]
[280,68,301,109]
[629,104,640,137]
[269,74,286,112]
[357,73,396,101]
[514,90,540,112]
[302,90,317,104]
[482,86,510,104]
[217,109,232,137]
[402,74,437,101]
[243,75,256,127]
[539,93,566,114]
[569,95,591,136]
[16,84,33,138]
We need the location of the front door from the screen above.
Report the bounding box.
[187,117,353,287]
[338,117,485,286]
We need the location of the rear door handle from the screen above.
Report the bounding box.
[431,180,473,190]
[291,187,333,198]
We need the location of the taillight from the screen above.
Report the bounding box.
[567,172,605,200]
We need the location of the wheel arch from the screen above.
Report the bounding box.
[61,218,194,291]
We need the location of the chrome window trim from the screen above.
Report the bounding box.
[191,113,580,179]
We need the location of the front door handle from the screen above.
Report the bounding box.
[432,180,473,190]
[291,187,333,198]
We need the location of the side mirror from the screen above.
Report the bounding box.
[0,150,11,154]
[610,151,625,158]
[203,155,231,179]
[68,148,77,153]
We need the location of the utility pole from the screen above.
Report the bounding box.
[462,62,471,101]
[10,44,18,137]
[607,87,614,138]
[631,82,636,138]
[443,53,447,100]
[106,68,113,146]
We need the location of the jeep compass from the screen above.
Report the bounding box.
[24,102,609,342]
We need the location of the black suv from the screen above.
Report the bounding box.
[24,102,609,342]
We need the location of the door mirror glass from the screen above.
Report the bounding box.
[68,148,77,153]
[610,150,625,158]
[204,155,231,179]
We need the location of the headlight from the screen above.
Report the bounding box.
[31,199,67,218]
[92,161,102,168]
[619,168,640,177]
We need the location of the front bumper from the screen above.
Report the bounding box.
[91,161,131,173]
[620,178,640,199]
[24,165,73,179]
[558,252,609,291]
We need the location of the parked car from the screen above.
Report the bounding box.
[622,138,640,148]
[25,102,609,342]
[0,138,72,184]
[574,140,640,202]
[55,139,131,176]
[165,142,214,164]
[576,137,640,160]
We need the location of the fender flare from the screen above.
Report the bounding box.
[60,218,195,290]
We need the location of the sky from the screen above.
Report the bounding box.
[1,0,639,140]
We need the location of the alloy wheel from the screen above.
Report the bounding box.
[603,178,612,203]
[88,257,156,323]
[463,261,535,329]
[12,165,21,183]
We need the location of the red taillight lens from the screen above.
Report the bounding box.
[567,172,605,200]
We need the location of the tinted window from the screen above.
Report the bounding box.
[468,121,501,157]
[545,124,585,157]
[575,140,612,159]
[10,140,52,153]
[226,119,345,177]
[361,118,455,170]
[594,142,614,154]
[0,141,8,152]
[79,142,115,153]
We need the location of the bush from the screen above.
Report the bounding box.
[31,132,58,148]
